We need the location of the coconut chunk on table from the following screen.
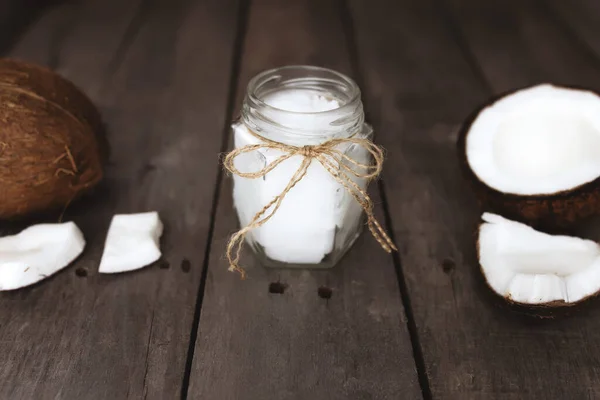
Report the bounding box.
[0,222,85,290]
[99,212,163,273]
[478,212,600,306]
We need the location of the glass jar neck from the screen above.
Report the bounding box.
[241,65,365,146]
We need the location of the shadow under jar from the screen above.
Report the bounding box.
[231,65,373,269]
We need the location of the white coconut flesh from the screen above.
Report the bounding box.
[99,212,163,274]
[466,84,600,195]
[0,222,85,290]
[478,212,600,304]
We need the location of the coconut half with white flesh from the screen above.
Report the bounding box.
[0,222,85,290]
[478,212,600,306]
[459,84,600,228]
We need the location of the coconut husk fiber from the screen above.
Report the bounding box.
[0,58,105,219]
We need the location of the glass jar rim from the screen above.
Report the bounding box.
[241,65,365,143]
[245,65,362,116]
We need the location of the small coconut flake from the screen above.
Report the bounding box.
[0,222,85,290]
[98,212,163,274]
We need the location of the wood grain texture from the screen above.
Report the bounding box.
[442,0,600,93]
[349,0,600,398]
[0,0,239,398]
[547,0,600,66]
[7,1,75,66]
[187,1,421,399]
[0,0,55,55]
[348,1,488,398]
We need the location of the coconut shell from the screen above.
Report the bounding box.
[474,223,599,319]
[457,93,600,230]
[0,58,104,219]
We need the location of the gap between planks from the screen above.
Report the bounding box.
[180,0,251,398]
[340,0,433,398]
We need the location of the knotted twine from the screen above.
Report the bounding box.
[223,129,397,278]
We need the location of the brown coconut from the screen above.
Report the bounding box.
[0,58,104,219]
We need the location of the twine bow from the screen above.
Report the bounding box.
[223,129,397,278]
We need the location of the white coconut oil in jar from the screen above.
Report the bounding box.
[231,65,373,269]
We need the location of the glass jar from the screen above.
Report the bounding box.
[231,65,373,269]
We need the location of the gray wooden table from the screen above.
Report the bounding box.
[1,0,600,399]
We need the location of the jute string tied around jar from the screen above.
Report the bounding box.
[223,129,397,279]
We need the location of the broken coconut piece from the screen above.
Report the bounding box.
[458,84,600,228]
[0,222,85,290]
[478,212,600,306]
[98,212,163,273]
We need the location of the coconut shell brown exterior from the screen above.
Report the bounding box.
[457,90,600,230]
[0,58,104,219]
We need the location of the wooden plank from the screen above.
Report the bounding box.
[187,1,422,399]
[348,2,488,399]
[8,2,76,66]
[348,0,600,398]
[0,0,55,55]
[442,2,600,399]
[442,0,600,93]
[0,0,239,398]
[547,0,600,64]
